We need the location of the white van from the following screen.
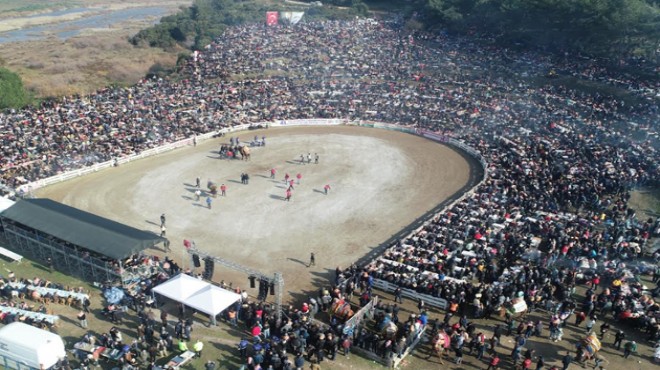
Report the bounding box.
[0,322,66,370]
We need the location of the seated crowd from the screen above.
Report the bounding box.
[0,271,90,329]
[0,16,656,370]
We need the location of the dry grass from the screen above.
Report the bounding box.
[0,28,182,98]
[0,0,190,99]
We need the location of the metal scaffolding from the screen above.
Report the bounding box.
[1,222,121,284]
[1,220,164,287]
[187,247,284,322]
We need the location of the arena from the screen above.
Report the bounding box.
[37,125,475,298]
[0,15,657,370]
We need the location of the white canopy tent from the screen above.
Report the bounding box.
[152,273,240,324]
[152,273,208,302]
[185,285,241,324]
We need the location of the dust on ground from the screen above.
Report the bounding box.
[37,126,472,303]
[630,188,660,221]
[24,126,660,370]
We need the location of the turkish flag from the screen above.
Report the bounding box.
[266,11,278,26]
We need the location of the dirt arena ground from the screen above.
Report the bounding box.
[37,125,474,302]
[24,126,659,370]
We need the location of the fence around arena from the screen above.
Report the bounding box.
[18,118,488,302]
[17,119,345,194]
[350,120,489,309]
[14,118,488,368]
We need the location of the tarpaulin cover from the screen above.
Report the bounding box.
[103,287,125,305]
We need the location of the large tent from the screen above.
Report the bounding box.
[185,285,241,323]
[152,274,240,324]
[152,273,209,302]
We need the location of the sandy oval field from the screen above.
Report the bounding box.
[37,125,475,301]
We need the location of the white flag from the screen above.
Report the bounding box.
[281,11,304,25]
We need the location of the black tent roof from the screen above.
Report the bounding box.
[1,198,165,260]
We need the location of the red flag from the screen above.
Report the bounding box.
[266,11,278,26]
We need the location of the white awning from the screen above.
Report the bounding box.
[184,285,241,317]
[152,273,208,302]
[152,274,240,323]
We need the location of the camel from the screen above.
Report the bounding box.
[239,145,251,161]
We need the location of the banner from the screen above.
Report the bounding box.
[281,11,304,25]
[266,11,279,26]
[273,119,343,126]
[290,12,304,24]
[420,129,449,143]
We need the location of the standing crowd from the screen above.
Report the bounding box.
[0,16,657,370]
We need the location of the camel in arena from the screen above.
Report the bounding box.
[239,145,250,161]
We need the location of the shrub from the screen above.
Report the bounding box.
[0,67,31,109]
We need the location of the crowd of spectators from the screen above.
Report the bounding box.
[0,16,657,369]
[0,18,656,192]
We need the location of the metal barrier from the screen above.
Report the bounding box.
[12,118,488,368]
[371,279,448,310]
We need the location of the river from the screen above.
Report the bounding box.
[0,6,170,44]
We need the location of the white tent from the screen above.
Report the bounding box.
[152,273,208,302]
[152,274,240,324]
[185,285,241,323]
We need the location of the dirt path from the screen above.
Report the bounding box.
[37,126,472,302]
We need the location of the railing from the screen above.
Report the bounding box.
[371,279,448,310]
[18,118,489,274]
[21,118,490,194]
[17,123,258,194]
[11,118,489,368]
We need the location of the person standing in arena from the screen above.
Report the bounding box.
[296,173,302,185]
[324,184,331,195]
[270,168,276,179]
[285,189,292,202]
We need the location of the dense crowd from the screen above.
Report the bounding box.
[0,16,658,369]
[0,19,656,191]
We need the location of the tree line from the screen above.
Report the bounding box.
[412,0,660,61]
[0,68,31,110]
[129,0,368,51]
